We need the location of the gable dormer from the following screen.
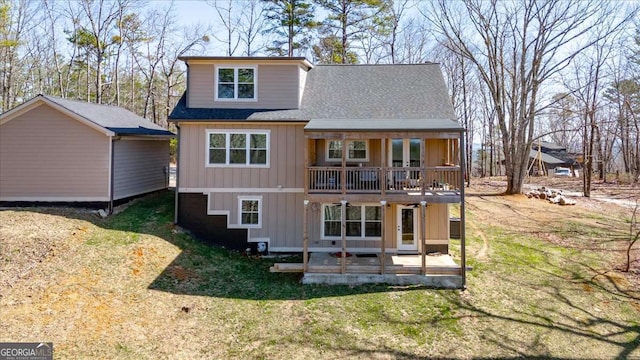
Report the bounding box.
[180,57,313,110]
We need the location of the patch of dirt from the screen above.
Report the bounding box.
[0,209,94,296]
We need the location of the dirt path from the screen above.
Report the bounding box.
[468,222,489,259]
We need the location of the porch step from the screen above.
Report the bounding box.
[270,263,304,273]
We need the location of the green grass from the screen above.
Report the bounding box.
[2,190,638,359]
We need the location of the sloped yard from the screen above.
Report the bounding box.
[1,184,638,359]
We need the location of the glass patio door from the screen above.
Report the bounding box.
[390,139,421,185]
[397,206,418,251]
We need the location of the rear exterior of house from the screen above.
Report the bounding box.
[170,57,466,286]
[0,95,174,209]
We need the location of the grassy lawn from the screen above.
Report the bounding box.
[1,190,638,359]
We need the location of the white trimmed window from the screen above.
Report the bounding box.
[206,130,269,167]
[321,204,381,240]
[239,196,262,228]
[326,140,369,162]
[216,66,256,100]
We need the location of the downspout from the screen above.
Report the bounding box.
[174,61,188,224]
[459,130,467,290]
[109,137,116,214]
[174,124,180,224]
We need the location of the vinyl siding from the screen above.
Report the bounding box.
[178,123,305,189]
[207,191,305,248]
[307,203,449,252]
[298,65,307,107]
[188,64,300,109]
[0,104,109,200]
[113,139,169,200]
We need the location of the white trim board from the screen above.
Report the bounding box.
[180,187,304,193]
[248,237,270,244]
[0,196,110,202]
[269,247,399,253]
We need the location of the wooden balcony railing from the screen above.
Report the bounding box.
[308,166,461,194]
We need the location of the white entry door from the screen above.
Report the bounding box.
[397,206,418,252]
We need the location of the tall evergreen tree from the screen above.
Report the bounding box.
[263,0,317,57]
[314,0,387,63]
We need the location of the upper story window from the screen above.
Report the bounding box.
[216,66,256,100]
[326,140,369,162]
[206,130,269,167]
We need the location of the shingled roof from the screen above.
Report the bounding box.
[169,62,461,131]
[1,94,174,137]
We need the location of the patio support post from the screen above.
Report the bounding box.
[380,200,387,274]
[341,200,347,274]
[303,200,309,272]
[460,131,467,289]
[420,201,427,275]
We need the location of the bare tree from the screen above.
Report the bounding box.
[436,44,476,186]
[426,0,638,194]
[625,201,640,272]
[380,0,411,64]
[208,0,242,56]
[77,0,130,104]
[238,0,267,56]
[136,4,175,122]
[393,17,431,64]
[0,0,37,111]
[160,25,209,126]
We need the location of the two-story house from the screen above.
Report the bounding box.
[169,57,467,287]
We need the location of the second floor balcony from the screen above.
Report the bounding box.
[307,165,461,197]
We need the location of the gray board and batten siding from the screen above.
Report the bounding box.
[113,139,170,200]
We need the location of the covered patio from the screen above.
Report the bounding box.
[271,253,468,287]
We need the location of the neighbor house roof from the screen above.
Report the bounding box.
[529,150,565,165]
[1,94,174,137]
[533,141,566,151]
[169,62,462,132]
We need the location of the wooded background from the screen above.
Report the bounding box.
[1,0,638,194]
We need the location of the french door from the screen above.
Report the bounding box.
[390,138,421,185]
